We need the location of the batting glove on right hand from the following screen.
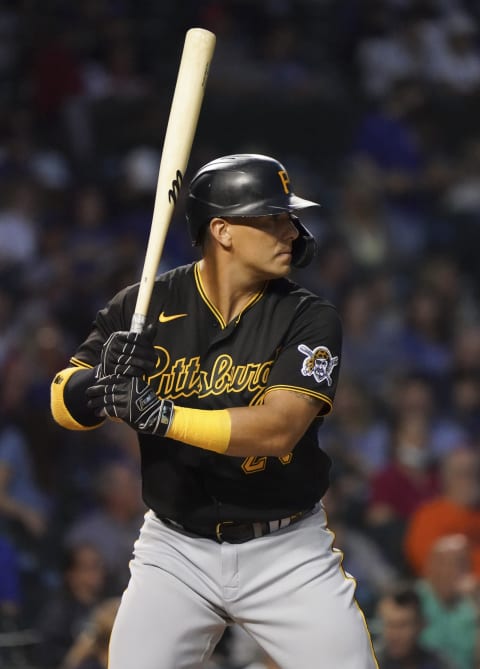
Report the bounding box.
[98,324,157,378]
[86,374,173,435]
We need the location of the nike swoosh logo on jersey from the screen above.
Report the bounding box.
[158,311,188,323]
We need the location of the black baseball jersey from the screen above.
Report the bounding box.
[70,262,342,527]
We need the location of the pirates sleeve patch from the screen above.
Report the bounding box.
[297,344,339,386]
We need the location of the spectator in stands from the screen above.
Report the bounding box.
[261,22,312,93]
[442,138,480,283]
[443,136,480,218]
[397,285,453,379]
[356,5,443,100]
[0,535,21,612]
[319,374,390,479]
[0,179,40,282]
[416,534,479,669]
[64,460,145,593]
[427,11,480,97]
[448,370,480,444]
[415,253,478,329]
[0,419,50,548]
[339,282,403,398]
[334,158,393,271]
[67,185,115,285]
[61,597,121,669]
[374,582,454,669]
[33,543,107,669]
[387,373,468,458]
[0,538,29,669]
[350,76,451,258]
[0,288,18,370]
[366,413,439,569]
[452,324,480,376]
[404,446,480,578]
[81,38,151,102]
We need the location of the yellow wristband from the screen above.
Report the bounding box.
[166,406,231,454]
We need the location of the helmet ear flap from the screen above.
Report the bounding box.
[290,215,317,268]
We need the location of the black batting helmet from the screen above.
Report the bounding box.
[185,154,320,268]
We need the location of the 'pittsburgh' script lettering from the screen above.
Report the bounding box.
[147,348,275,405]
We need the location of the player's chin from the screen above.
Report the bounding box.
[258,253,293,279]
[273,253,294,275]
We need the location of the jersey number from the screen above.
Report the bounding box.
[241,453,293,474]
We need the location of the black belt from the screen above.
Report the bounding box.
[160,507,314,544]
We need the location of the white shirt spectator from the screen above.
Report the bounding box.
[426,12,480,94]
[356,17,444,99]
[0,209,37,265]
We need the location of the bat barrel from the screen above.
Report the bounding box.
[130,28,216,333]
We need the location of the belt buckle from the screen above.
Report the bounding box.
[215,520,234,542]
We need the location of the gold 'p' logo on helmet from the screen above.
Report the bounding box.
[278,170,290,194]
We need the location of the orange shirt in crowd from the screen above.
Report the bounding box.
[404,497,480,576]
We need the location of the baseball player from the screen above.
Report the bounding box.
[51,154,378,669]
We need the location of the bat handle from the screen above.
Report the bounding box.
[130,312,146,334]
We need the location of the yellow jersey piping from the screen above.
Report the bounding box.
[194,263,267,329]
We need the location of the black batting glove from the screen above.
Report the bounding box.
[86,374,173,436]
[98,324,157,378]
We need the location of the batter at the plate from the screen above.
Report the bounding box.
[51,153,378,669]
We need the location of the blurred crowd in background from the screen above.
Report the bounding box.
[1,0,480,667]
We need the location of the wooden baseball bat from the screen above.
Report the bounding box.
[130,27,216,334]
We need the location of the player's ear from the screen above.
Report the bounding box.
[209,217,232,249]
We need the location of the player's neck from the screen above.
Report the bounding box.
[198,258,266,324]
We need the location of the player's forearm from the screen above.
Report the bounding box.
[167,404,307,457]
[227,405,304,456]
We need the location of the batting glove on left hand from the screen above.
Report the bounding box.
[86,374,173,435]
[98,324,157,378]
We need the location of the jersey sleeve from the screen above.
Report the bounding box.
[265,300,342,415]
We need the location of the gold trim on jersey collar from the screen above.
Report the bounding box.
[194,263,267,329]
